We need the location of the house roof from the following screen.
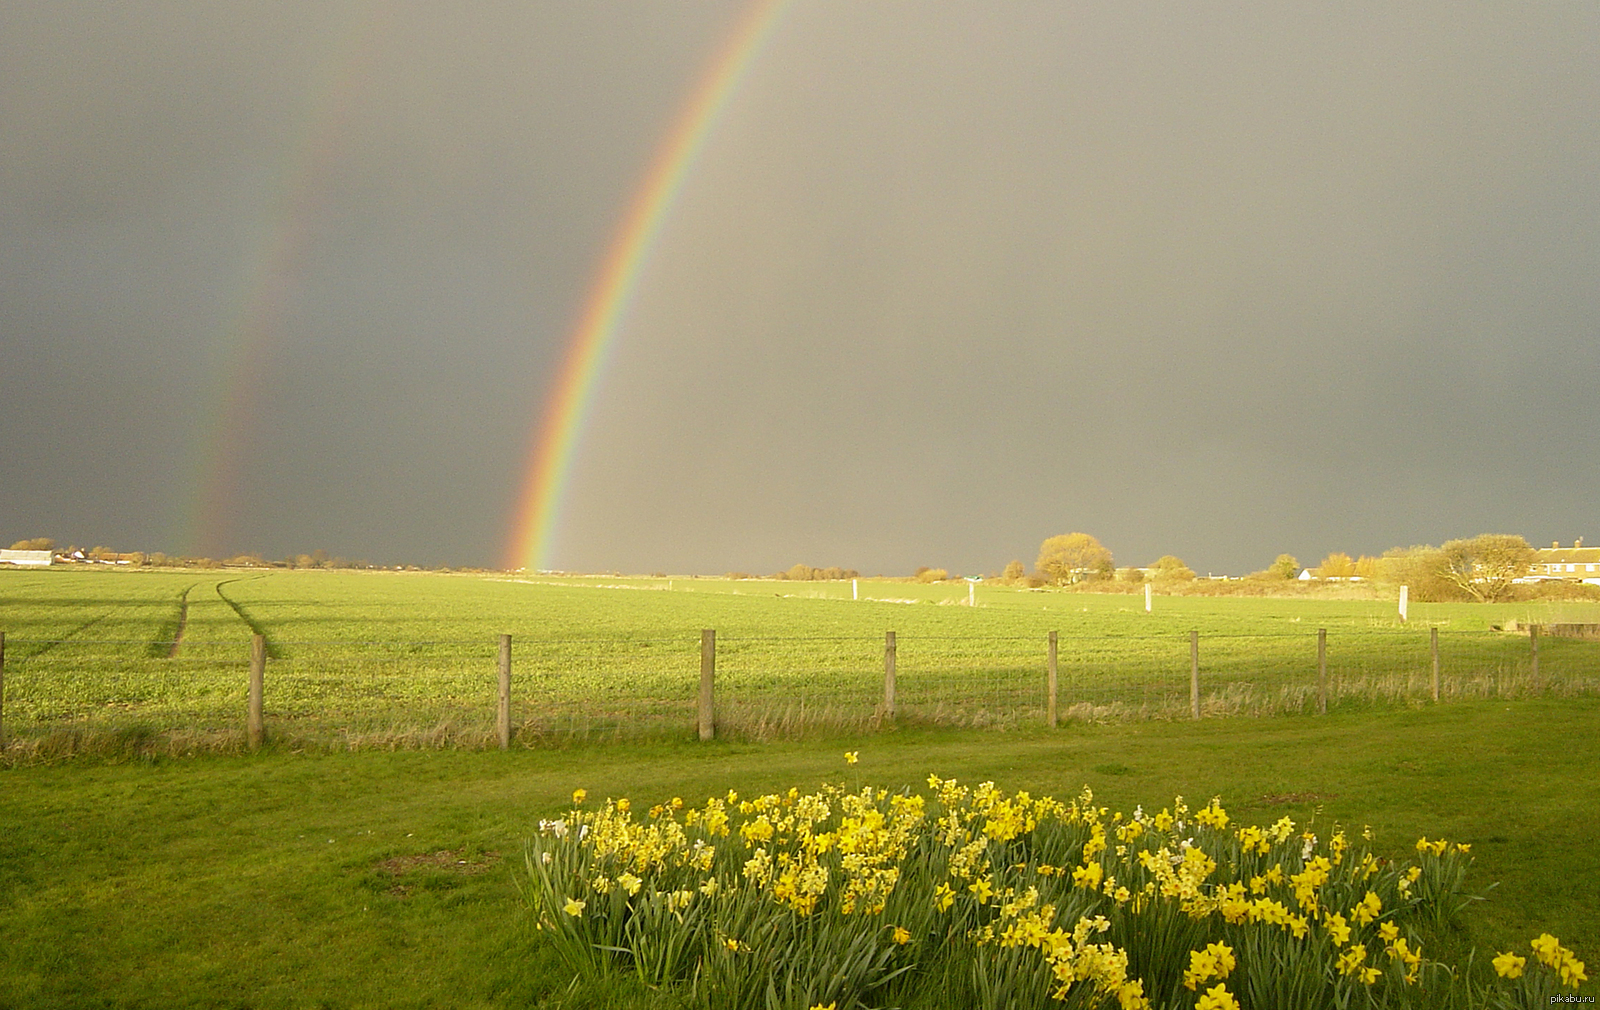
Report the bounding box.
[1536,546,1600,565]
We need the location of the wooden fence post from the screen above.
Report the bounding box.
[498,633,512,750]
[698,629,715,741]
[1190,630,1200,720]
[1529,624,1540,693]
[884,631,897,720]
[1047,630,1058,729]
[1317,628,1327,715]
[1430,627,1440,703]
[248,633,265,750]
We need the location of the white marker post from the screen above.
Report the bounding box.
[852,578,858,601]
[968,580,976,606]
[1144,583,1152,613]
[1398,585,1409,622]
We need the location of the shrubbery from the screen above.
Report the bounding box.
[773,565,861,581]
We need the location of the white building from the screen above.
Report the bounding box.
[0,549,53,566]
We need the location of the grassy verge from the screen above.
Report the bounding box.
[0,699,1594,1008]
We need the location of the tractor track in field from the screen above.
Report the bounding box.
[15,612,112,662]
[144,581,202,659]
[165,583,197,658]
[215,576,281,658]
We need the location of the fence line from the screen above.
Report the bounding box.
[0,625,1595,758]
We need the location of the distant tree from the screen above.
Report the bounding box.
[8,537,55,551]
[89,545,116,560]
[1269,554,1299,580]
[1353,555,1381,580]
[916,568,949,583]
[1116,567,1147,583]
[1001,560,1027,584]
[1379,546,1467,601]
[1438,534,1536,603]
[1036,533,1114,586]
[1149,555,1196,581]
[1315,552,1356,579]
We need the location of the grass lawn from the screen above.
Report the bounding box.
[0,697,1594,1008]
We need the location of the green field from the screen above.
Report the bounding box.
[0,569,1594,1006]
[3,568,1599,757]
[0,702,1593,1007]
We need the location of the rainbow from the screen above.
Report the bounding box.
[505,0,792,571]
[182,10,381,558]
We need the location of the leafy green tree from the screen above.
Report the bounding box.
[1036,533,1113,585]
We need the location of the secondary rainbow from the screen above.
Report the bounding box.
[506,0,792,571]
[182,11,381,558]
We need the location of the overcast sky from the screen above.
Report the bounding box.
[3,1,1597,574]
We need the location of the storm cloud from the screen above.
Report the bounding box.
[3,1,1596,574]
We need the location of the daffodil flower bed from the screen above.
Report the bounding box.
[524,764,1586,1009]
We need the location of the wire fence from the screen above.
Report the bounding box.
[1,626,1597,759]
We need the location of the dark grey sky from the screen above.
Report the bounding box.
[3,1,1597,575]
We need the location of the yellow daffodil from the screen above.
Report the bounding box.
[1492,951,1524,978]
[892,926,912,945]
[844,751,859,765]
[969,877,994,903]
[1324,911,1351,946]
[562,897,585,917]
[1195,982,1240,1010]
[571,788,586,805]
[1352,891,1382,925]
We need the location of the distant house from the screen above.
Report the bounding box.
[0,549,53,567]
[1528,541,1600,585]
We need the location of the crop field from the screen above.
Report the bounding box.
[3,567,1599,757]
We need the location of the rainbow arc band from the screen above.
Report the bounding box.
[505,0,792,571]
